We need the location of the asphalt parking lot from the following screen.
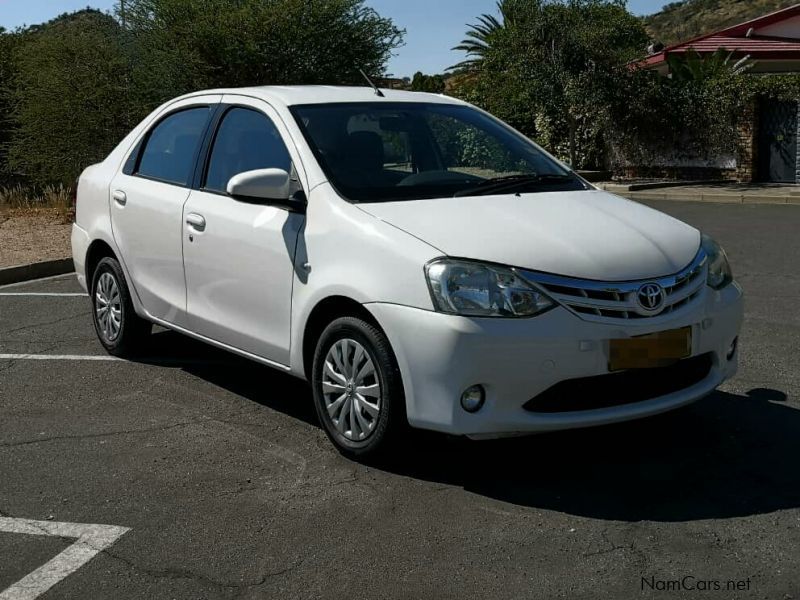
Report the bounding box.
[1,200,799,599]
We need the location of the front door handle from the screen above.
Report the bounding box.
[186,213,206,232]
[112,190,127,206]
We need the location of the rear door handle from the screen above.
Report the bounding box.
[112,190,127,206]
[186,213,206,232]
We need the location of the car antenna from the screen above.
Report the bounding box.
[359,68,385,98]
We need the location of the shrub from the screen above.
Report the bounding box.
[6,10,138,187]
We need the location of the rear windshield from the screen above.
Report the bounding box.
[290,102,586,203]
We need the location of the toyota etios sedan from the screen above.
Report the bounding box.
[72,86,743,457]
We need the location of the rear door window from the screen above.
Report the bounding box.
[136,107,212,186]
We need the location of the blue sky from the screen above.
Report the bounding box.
[0,0,668,77]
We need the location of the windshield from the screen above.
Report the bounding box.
[290,102,587,202]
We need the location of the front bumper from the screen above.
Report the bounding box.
[367,282,743,437]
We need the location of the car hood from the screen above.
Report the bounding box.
[358,190,701,281]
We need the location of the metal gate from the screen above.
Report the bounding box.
[757,100,798,183]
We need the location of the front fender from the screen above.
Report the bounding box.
[287,184,440,376]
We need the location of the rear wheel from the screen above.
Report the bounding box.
[312,316,405,459]
[91,257,151,357]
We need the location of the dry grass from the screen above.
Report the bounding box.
[0,184,74,223]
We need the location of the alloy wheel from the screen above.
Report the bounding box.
[95,272,122,342]
[322,338,382,441]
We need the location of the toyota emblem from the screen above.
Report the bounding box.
[636,283,665,313]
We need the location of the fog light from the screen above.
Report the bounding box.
[461,385,486,413]
[726,337,738,361]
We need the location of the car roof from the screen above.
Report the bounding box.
[180,85,467,108]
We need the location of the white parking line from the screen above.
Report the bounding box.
[0,354,122,362]
[0,274,77,290]
[0,517,130,600]
[0,353,236,367]
[0,293,87,297]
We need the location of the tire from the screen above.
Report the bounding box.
[90,257,151,357]
[311,316,406,459]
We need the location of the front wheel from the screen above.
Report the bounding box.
[311,316,406,459]
[91,257,151,357]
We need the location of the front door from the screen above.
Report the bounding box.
[110,97,220,325]
[182,99,305,366]
[757,100,798,183]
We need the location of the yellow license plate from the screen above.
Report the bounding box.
[608,327,692,371]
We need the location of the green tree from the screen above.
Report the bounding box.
[451,0,648,169]
[121,0,404,93]
[410,71,446,93]
[7,10,138,186]
[0,28,20,180]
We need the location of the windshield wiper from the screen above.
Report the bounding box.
[453,173,577,197]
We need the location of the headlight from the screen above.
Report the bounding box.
[425,259,555,317]
[701,234,733,290]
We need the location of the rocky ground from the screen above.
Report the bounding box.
[0,208,72,268]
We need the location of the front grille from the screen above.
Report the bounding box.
[523,353,713,413]
[518,251,707,322]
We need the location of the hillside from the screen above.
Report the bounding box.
[644,0,798,45]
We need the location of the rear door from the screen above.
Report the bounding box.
[110,96,220,325]
[181,97,306,365]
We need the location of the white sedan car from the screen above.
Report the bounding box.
[72,86,743,457]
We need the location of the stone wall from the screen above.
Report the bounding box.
[735,102,758,183]
[609,134,738,182]
[796,100,800,184]
[615,101,767,183]
[611,101,800,184]
[615,165,737,181]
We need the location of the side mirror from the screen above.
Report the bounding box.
[227,168,305,211]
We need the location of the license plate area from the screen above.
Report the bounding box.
[608,326,692,371]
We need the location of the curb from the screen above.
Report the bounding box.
[599,180,728,192]
[618,191,800,205]
[0,258,74,286]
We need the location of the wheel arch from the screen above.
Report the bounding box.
[83,237,147,320]
[85,239,118,286]
[301,295,382,381]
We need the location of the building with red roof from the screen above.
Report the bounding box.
[642,4,800,76]
[632,5,800,183]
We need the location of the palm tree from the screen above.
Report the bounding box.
[666,48,753,82]
[450,2,513,72]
